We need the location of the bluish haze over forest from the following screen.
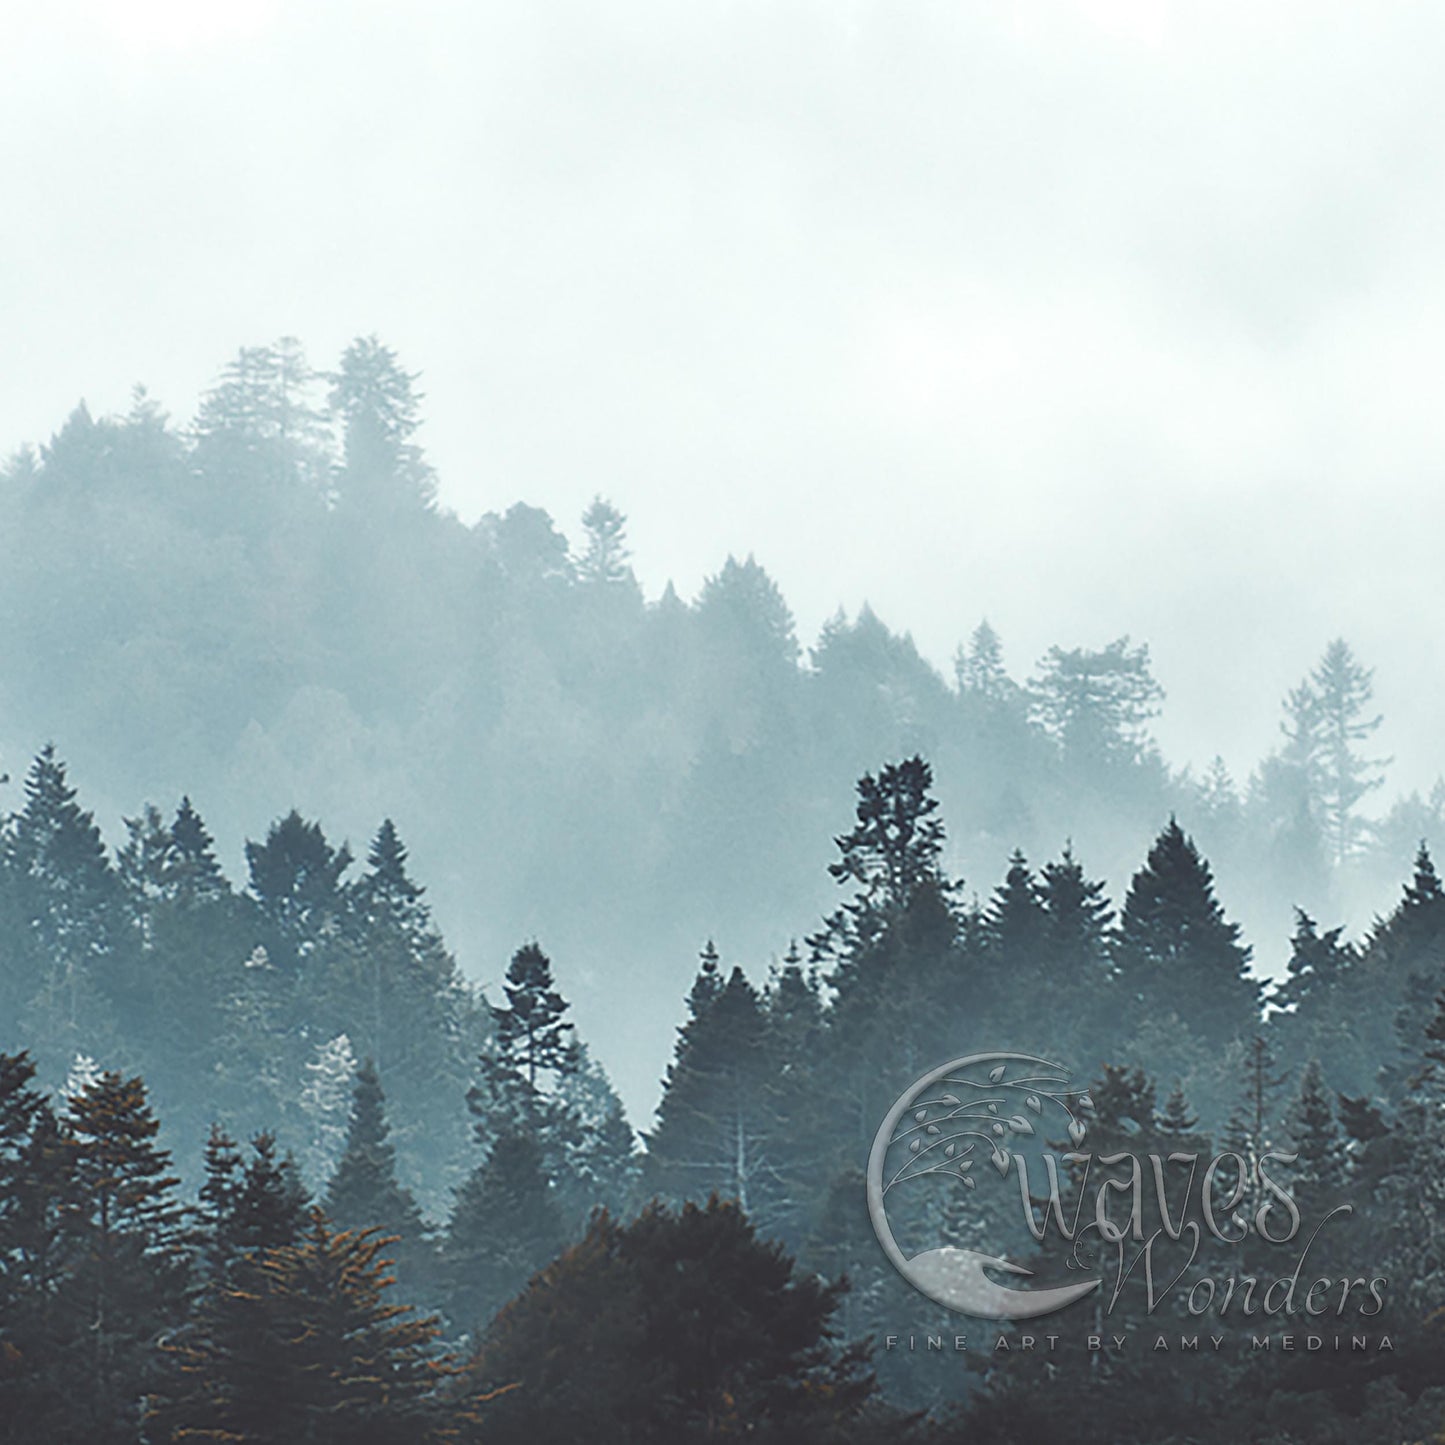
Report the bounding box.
[0,337,1436,1117]
[5,1,1445,801]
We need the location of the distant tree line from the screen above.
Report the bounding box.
[6,746,1445,1438]
[1,337,1438,1112]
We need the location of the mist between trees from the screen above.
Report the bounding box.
[5,749,1445,1441]
[0,336,1436,1119]
[9,338,1445,1440]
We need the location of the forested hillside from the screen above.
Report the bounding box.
[5,750,1445,1440]
[0,337,1437,1112]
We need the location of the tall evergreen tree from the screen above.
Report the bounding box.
[810,755,954,969]
[1039,843,1115,1043]
[0,1054,75,1444]
[1280,639,1388,865]
[6,746,119,1048]
[1029,636,1163,772]
[443,1129,565,1336]
[245,809,353,960]
[1286,1059,1348,1201]
[646,964,779,1226]
[329,335,435,512]
[482,941,580,1110]
[954,618,1012,702]
[61,1071,189,1442]
[463,1197,877,1445]
[156,1210,466,1443]
[577,496,634,587]
[1113,818,1259,1050]
[323,1060,430,1289]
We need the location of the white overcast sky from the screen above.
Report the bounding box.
[5,0,1445,800]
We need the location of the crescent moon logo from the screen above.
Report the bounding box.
[866,1051,1101,1320]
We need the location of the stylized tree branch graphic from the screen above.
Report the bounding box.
[883,1057,1093,1196]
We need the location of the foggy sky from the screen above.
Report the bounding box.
[5,0,1445,802]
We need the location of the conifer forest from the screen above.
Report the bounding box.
[0,340,1444,1442]
[10,6,1445,1441]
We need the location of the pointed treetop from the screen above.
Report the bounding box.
[1158,1083,1199,1137]
[353,818,434,942]
[1404,841,1443,910]
[985,849,1047,959]
[955,618,1014,702]
[687,941,724,1019]
[489,941,580,1100]
[245,810,353,942]
[816,756,954,956]
[578,497,634,586]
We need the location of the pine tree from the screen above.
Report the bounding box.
[954,618,1014,703]
[548,1045,640,1228]
[758,942,828,1248]
[646,963,780,1226]
[1274,908,1354,1015]
[245,810,353,960]
[1113,818,1259,1051]
[230,1133,310,1254]
[196,1124,244,1278]
[688,939,724,1016]
[810,755,954,969]
[1029,636,1163,771]
[323,1060,430,1290]
[577,496,634,586]
[7,746,120,1047]
[197,1127,309,1286]
[329,335,435,512]
[1220,1035,1290,1238]
[61,1071,189,1441]
[1279,639,1389,865]
[444,1129,565,1334]
[985,849,1047,962]
[0,1054,75,1443]
[463,1197,876,1445]
[981,850,1049,1038]
[1374,841,1445,959]
[352,819,431,944]
[156,1210,466,1443]
[1039,843,1115,1045]
[166,795,229,902]
[1287,1059,1348,1200]
[1158,1081,1200,1138]
[484,941,580,1108]
[1370,845,1445,1098]
[192,337,333,504]
[335,819,480,1215]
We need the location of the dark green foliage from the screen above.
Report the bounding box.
[1038,842,1115,1044]
[155,1210,466,1444]
[53,1072,189,1442]
[244,809,353,957]
[646,960,780,1223]
[1113,817,1259,1050]
[1287,1059,1348,1199]
[323,1060,431,1292]
[443,1129,565,1335]
[198,1127,310,1285]
[813,756,952,965]
[462,1197,880,1445]
[484,940,579,1104]
[4,746,122,1058]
